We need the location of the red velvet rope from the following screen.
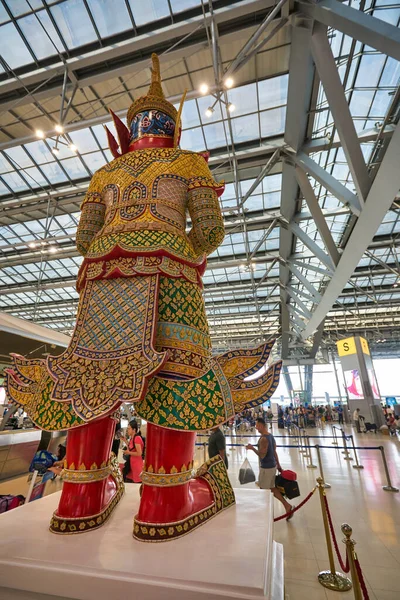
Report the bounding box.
[323,494,350,573]
[273,486,317,522]
[354,556,370,599]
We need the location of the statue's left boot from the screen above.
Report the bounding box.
[133,424,235,542]
[50,414,124,534]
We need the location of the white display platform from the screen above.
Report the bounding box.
[0,486,283,600]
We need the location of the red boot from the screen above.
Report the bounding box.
[133,424,235,542]
[50,414,124,535]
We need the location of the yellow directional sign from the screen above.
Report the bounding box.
[359,336,370,356]
[337,337,356,357]
[337,336,370,357]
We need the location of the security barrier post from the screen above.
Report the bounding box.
[379,446,399,492]
[301,428,308,455]
[203,442,207,462]
[306,435,317,469]
[332,426,338,446]
[315,445,331,488]
[341,524,363,600]
[317,478,352,592]
[341,430,353,460]
[349,435,364,470]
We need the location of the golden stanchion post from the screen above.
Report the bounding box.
[317,478,352,592]
[341,524,362,600]
[203,442,207,462]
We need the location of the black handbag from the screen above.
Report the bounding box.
[275,474,300,499]
[238,458,256,485]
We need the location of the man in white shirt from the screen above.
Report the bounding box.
[353,408,361,433]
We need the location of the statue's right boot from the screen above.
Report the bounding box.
[50,414,124,535]
[133,423,235,542]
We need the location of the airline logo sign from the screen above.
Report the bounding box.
[337,337,356,357]
[337,336,370,357]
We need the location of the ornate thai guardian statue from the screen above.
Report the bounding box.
[6,54,282,541]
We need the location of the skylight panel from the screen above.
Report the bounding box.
[50,0,97,49]
[18,10,64,59]
[86,0,132,37]
[128,0,170,26]
[0,21,33,68]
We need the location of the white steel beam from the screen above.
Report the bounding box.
[301,121,400,339]
[289,221,336,271]
[295,166,340,266]
[299,0,400,62]
[285,287,312,318]
[287,261,322,300]
[310,22,370,202]
[293,151,362,215]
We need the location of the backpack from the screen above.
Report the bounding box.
[0,494,25,514]
[29,450,57,473]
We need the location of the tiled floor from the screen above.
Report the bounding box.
[1,423,398,599]
[213,423,400,600]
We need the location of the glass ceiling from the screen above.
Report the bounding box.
[0,0,399,354]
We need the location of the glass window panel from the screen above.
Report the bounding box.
[369,89,392,118]
[129,0,170,26]
[0,180,10,195]
[355,53,386,87]
[86,0,132,37]
[91,123,110,149]
[263,174,282,192]
[260,106,286,138]
[349,90,375,117]
[0,22,33,68]
[4,146,34,169]
[1,171,29,192]
[0,152,14,173]
[380,57,400,86]
[180,127,204,151]
[51,0,97,49]
[69,129,100,153]
[60,156,89,178]
[227,83,258,117]
[374,7,400,26]
[23,166,49,187]
[264,191,281,209]
[203,121,230,149]
[5,0,43,16]
[18,10,64,59]
[258,74,288,110]
[230,113,260,144]
[23,140,54,164]
[181,99,201,129]
[0,4,9,23]
[81,151,107,174]
[170,0,200,12]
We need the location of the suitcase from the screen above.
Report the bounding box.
[275,474,300,499]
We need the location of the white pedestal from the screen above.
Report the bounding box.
[0,486,283,600]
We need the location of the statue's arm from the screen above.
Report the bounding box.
[187,155,225,257]
[76,174,106,256]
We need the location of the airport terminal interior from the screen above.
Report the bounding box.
[0,0,399,599]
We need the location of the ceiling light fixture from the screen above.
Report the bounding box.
[54,124,64,134]
[35,129,45,139]
[227,102,235,113]
[199,83,209,95]
[52,147,59,155]
[48,246,58,253]
[205,107,214,118]
[29,242,36,249]
[69,144,78,152]
[224,77,234,89]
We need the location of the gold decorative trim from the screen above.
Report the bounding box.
[141,468,193,487]
[61,465,112,483]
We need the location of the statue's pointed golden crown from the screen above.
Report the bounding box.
[126,53,178,127]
